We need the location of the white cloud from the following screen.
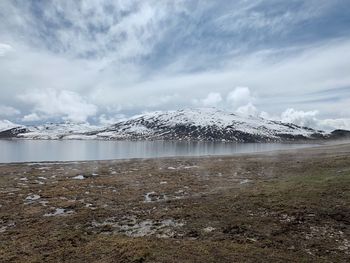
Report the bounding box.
[0,43,13,56]
[22,113,41,122]
[0,105,20,116]
[281,108,319,128]
[278,108,350,131]
[18,89,97,122]
[0,119,19,132]
[319,118,350,131]
[0,1,184,60]
[225,87,259,116]
[98,114,127,126]
[146,94,180,108]
[192,87,259,117]
[213,0,332,35]
[0,1,349,130]
[235,102,259,117]
[196,92,223,107]
[123,40,350,117]
[227,87,253,108]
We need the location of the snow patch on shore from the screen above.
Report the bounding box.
[25,194,40,201]
[72,175,85,180]
[44,208,74,217]
[91,216,184,238]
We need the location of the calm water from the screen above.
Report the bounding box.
[0,140,314,163]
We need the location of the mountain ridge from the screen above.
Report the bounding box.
[0,108,349,142]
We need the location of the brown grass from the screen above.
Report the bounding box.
[0,142,349,262]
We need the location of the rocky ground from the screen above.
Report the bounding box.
[0,142,349,262]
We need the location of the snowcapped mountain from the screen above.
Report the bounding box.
[16,122,101,140]
[0,122,99,140]
[0,120,21,132]
[92,108,326,142]
[0,120,28,138]
[0,108,348,142]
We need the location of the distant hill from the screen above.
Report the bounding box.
[1,108,348,142]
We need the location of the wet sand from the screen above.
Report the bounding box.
[0,142,349,262]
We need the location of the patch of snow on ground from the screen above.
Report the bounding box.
[182,165,199,169]
[203,226,216,233]
[72,175,85,180]
[240,179,252,184]
[338,239,350,253]
[92,216,184,238]
[0,226,7,233]
[0,222,15,233]
[44,208,74,217]
[36,167,50,170]
[85,203,97,210]
[25,194,40,201]
[144,192,167,203]
[39,201,49,206]
[144,191,156,202]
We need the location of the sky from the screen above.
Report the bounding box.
[0,0,350,130]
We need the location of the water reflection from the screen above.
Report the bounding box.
[0,140,312,163]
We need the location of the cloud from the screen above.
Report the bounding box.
[227,87,255,108]
[98,114,127,126]
[0,1,185,60]
[224,87,260,117]
[319,118,350,131]
[277,108,350,131]
[0,119,20,132]
[193,88,256,113]
[195,92,223,107]
[235,103,259,117]
[281,108,319,128]
[0,43,13,56]
[22,113,41,122]
[0,105,20,117]
[18,89,97,122]
[0,1,349,130]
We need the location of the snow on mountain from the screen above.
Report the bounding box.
[0,108,343,142]
[0,120,22,132]
[17,122,101,140]
[93,108,327,142]
[0,120,28,138]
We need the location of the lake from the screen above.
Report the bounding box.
[0,139,315,163]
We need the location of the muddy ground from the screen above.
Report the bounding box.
[0,142,349,262]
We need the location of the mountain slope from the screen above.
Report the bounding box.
[8,122,100,140]
[0,120,28,138]
[93,108,326,142]
[0,108,346,142]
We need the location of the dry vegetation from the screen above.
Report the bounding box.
[0,142,350,262]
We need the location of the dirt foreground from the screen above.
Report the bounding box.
[0,142,349,262]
